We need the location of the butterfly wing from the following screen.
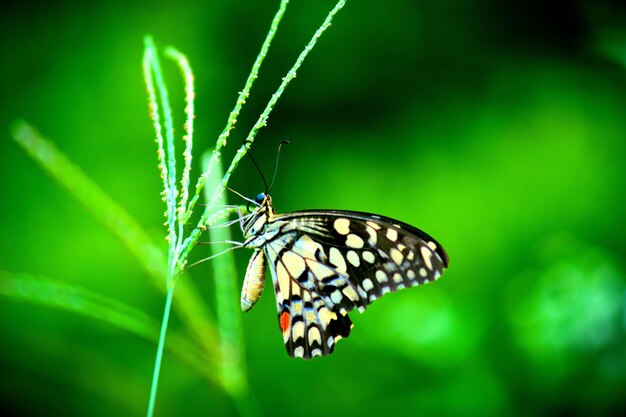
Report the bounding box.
[263,210,448,359]
[264,239,353,359]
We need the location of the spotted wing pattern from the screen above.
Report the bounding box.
[241,197,449,360]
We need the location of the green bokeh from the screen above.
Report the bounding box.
[1,1,626,416]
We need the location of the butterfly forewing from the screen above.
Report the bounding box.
[276,210,447,306]
[242,197,448,359]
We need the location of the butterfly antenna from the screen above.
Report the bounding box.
[268,140,289,194]
[247,151,269,193]
[225,185,257,206]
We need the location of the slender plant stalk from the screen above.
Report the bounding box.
[185,0,290,225]
[143,36,186,417]
[147,286,174,417]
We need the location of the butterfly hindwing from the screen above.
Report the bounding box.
[265,242,352,359]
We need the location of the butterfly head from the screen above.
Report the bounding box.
[254,192,268,205]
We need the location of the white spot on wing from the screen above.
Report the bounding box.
[346,250,360,267]
[342,285,359,302]
[293,346,304,358]
[308,327,322,345]
[366,226,377,244]
[307,259,336,280]
[334,218,350,235]
[367,221,381,230]
[329,247,347,273]
[346,234,364,249]
[362,250,375,263]
[386,228,398,242]
[331,290,343,304]
[282,251,305,278]
[276,263,290,295]
[421,246,433,270]
[375,270,388,283]
[362,278,374,291]
[292,321,305,341]
[390,248,404,265]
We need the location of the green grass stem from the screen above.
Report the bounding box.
[146,285,174,417]
[185,0,290,225]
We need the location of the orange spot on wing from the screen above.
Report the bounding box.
[279,311,290,333]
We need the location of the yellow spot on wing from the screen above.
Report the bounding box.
[282,251,305,278]
[421,246,433,270]
[276,263,290,294]
[367,221,381,230]
[308,327,322,345]
[375,270,388,283]
[390,248,404,265]
[292,321,305,341]
[329,247,347,273]
[362,250,375,263]
[318,308,338,328]
[342,285,359,302]
[346,234,364,249]
[366,226,377,244]
[386,228,398,242]
[346,250,360,267]
[334,218,350,235]
[307,259,336,280]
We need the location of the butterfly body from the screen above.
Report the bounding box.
[241,193,448,359]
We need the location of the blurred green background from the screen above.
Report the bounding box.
[2,0,626,416]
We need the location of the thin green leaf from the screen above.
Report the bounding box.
[203,153,260,417]
[0,271,218,385]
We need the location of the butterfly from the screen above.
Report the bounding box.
[240,192,449,359]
